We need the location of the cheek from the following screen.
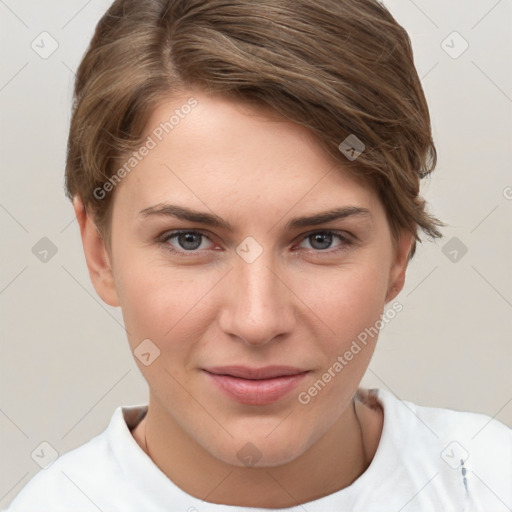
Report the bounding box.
[115,263,170,344]
[114,255,217,354]
[298,261,389,345]
[293,265,388,416]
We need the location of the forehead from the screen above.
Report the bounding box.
[112,90,380,220]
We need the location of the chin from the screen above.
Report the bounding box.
[203,427,314,468]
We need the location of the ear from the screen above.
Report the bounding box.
[73,196,120,307]
[385,231,414,304]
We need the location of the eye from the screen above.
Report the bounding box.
[297,230,352,252]
[157,229,353,257]
[159,230,215,253]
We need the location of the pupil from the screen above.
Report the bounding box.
[311,233,332,250]
[179,233,201,250]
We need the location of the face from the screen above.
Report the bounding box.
[81,90,411,468]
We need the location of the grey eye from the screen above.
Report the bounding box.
[175,232,204,250]
[307,232,334,250]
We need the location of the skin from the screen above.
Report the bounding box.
[74,89,413,507]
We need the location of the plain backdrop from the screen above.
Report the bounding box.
[1,0,511,508]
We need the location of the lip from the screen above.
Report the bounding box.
[203,366,310,405]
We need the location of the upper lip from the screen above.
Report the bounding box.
[203,366,309,380]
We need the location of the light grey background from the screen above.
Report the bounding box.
[1,0,511,508]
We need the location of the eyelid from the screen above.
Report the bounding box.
[159,228,213,240]
[297,228,355,243]
[158,229,217,250]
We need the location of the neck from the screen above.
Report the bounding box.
[132,393,382,508]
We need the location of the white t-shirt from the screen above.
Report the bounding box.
[5,388,512,512]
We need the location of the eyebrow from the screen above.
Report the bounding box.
[138,203,371,231]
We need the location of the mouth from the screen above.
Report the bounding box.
[202,366,310,405]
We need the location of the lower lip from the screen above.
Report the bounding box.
[204,371,309,405]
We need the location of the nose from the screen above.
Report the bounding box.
[217,251,296,347]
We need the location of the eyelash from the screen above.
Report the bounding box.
[157,229,354,257]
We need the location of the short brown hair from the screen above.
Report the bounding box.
[65,0,445,258]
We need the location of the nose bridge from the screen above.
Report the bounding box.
[219,246,294,345]
[239,252,280,308]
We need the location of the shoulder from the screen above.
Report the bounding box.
[5,431,111,511]
[370,388,512,510]
[5,405,148,512]
[374,387,512,444]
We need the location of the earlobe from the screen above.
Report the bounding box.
[73,196,120,307]
[385,232,414,304]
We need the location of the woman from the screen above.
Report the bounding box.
[7,0,511,510]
